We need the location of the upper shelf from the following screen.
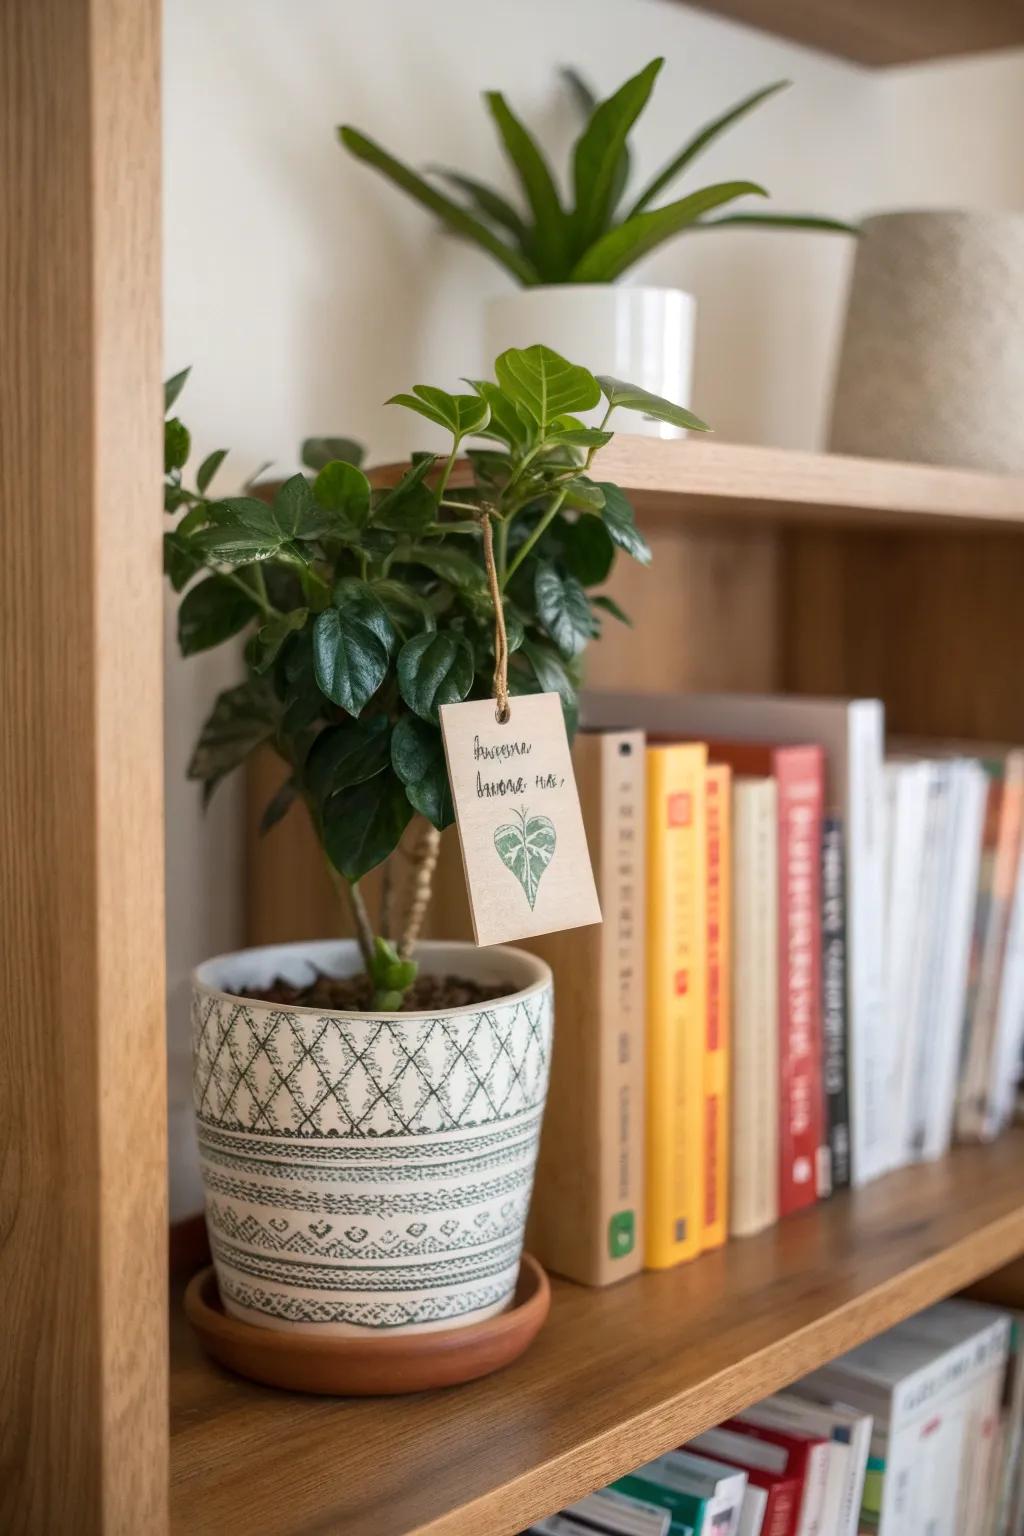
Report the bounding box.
[679,0,1024,67]
[169,1130,1024,1536]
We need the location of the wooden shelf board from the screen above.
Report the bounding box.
[169,1131,1024,1536]
[677,0,1024,67]
[370,442,1024,534]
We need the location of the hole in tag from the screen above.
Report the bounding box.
[495,702,511,725]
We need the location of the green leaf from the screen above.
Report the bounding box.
[696,211,860,235]
[178,574,259,656]
[387,386,490,441]
[561,66,632,214]
[546,425,613,448]
[561,478,606,512]
[271,474,319,538]
[163,530,203,593]
[397,631,474,723]
[373,455,439,533]
[302,436,365,472]
[312,579,396,715]
[304,715,391,802]
[592,592,633,626]
[484,92,570,280]
[339,126,538,284]
[368,936,418,1010]
[535,562,595,658]
[570,181,767,281]
[191,524,282,567]
[259,777,297,834]
[314,460,372,530]
[391,714,454,829]
[250,607,308,674]
[628,80,788,216]
[323,769,414,883]
[596,376,711,434]
[571,58,662,252]
[369,578,436,629]
[464,379,531,448]
[595,480,651,564]
[495,345,601,429]
[562,515,615,585]
[426,167,529,246]
[518,638,579,735]
[196,448,228,494]
[164,367,191,414]
[399,544,486,592]
[188,678,280,806]
[164,418,190,473]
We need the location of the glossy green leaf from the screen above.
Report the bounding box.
[397,630,474,723]
[517,639,578,736]
[178,574,260,656]
[571,181,767,281]
[314,460,372,530]
[464,380,531,448]
[596,376,711,434]
[312,579,396,715]
[304,715,391,802]
[484,91,570,279]
[164,367,191,414]
[561,515,616,585]
[191,523,281,567]
[196,448,228,494]
[339,126,538,284]
[324,769,414,883]
[163,530,203,593]
[250,607,308,674]
[302,436,365,472]
[495,345,600,429]
[545,425,613,448]
[390,714,454,829]
[399,544,486,592]
[187,678,280,806]
[373,456,439,533]
[535,562,595,658]
[628,80,788,216]
[560,478,606,512]
[164,418,190,473]
[571,58,662,252]
[387,386,490,441]
[594,480,651,564]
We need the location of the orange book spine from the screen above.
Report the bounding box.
[702,764,731,1250]
[645,744,707,1269]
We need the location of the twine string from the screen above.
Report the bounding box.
[480,512,510,724]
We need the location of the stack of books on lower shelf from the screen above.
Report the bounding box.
[526,1298,1024,1536]
[524,691,1024,1286]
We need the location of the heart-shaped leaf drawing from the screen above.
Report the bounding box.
[493,806,556,910]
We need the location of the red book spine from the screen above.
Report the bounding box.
[764,1480,800,1536]
[774,746,825,1215]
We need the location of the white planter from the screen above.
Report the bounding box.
[192,939,553,1337]
[484,284,696,438]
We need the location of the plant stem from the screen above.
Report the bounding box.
[328,863,375,972]
[223,568,277,618]
[399,822,441,960]
[503,487,569,586]
[436,443,459,502]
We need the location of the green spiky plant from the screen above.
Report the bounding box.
[164,348,709,1009]
[339,57,855,286]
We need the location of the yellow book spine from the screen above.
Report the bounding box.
[701,764,731,1251]
[644,744,707,1269]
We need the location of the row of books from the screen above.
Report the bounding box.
[523,691,1024,1285]
[526,1296,1024,1536]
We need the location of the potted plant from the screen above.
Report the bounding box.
[340,58,854,436]
[166,345,708,1341]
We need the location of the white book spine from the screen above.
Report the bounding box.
[848,700,888,1187]
[882,762,932,1174]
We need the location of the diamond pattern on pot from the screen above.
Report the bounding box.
[192,989,552,1136]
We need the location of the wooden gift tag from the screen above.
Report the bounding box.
[438,693,602,947]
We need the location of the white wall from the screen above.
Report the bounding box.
[163,0,1024,1215]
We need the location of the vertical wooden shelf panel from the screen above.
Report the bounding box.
[0,1,167,1530]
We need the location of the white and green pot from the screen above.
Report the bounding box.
[191,939,553,1337]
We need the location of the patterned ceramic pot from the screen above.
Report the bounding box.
[191,939,553,1336]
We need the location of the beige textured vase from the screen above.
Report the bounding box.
[829,211,1024,472]
[192,939,553,1337]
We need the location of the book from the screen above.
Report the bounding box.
[730,778,779,1238]
[724,1418,829,1536]
[703,763,731,1250]
[618,1449,747,1536]
[644,743,707,1268]
[958,750,1024,1141]
[820,816,851,1190]
[688,1425,802,1536]
[525,730,646,1286]
[699,742,824,1214]
[735,1483,767,1536]
[565,1487,673,1536]
[582,692,886,1189]
[737,1392,872,1536]
[988,849,1024,1139]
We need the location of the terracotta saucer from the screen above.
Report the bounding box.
[183,1254,550,1396]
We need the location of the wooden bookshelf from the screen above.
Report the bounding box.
[169,1132,1024,1536]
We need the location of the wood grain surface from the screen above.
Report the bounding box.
[169,1132,1024,1536]
[0,2,167,1531]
